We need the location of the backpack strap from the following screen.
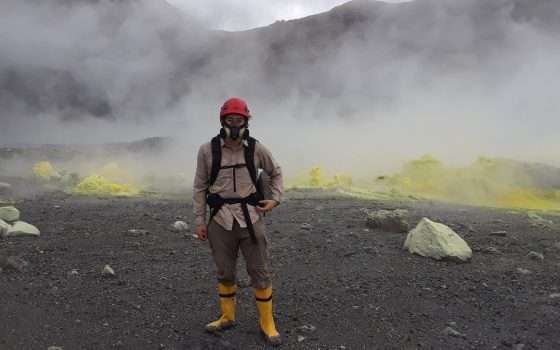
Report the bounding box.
[244,136,258,188]
[209,135,222,187]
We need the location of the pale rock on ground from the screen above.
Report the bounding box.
[6,221,40,237]
[403,218,472,262]
[102,264,116,277]
[0,206,20,222]
[171,221,189,232]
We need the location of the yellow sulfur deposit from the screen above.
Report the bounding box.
[74,174,138,196]
[290,155,560,210]
[309,166,323,186]
[32,161,60,180]
[378,155,560,210]
[326,174,353,187]
[98,162,133,182]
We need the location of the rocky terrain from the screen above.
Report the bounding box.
[1,188,559,349]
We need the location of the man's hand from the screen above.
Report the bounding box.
[196,223,208,241]
[256,200,278,214]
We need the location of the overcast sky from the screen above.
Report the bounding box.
[166,0,410,31]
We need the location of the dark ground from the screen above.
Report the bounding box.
[1,188,560,350]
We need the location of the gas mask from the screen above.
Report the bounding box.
[220,118,249,140]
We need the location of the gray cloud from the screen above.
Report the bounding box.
[1,0,560,179]
[167,0,412,30]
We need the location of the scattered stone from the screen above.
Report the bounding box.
[489,230,507,237]
[6,221,40,237]
[102,264,116,277]
[549,293,560,299]
[0,206,20,222]
[403,218,472,262]
[0,256,30,273]
[528,212,554,228]
[297,324,317,334]
[70,269,79,276]
[48,347,64,350]
[443,326,466,338]
[527,251,544,261]
[366,209,409,233]
[553,242,560,250]
[297,335,306,342]
[483,247,500,254]
[300,223,312,230]
[517,267,532,275]
[127,229,149,236]
[170,221,189,232]
[513,344,525,350]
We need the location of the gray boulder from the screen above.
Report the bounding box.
[403,218,472,262]
[527,251,544,261]
[6,221,40,237]
[0,182,11,192]
[0,206,20,222]
[366,209,409,233]
[528,212,554,228]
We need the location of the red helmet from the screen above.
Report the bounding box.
[220,97,251,119]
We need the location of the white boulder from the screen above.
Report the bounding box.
[171,220,189,232]
[6,221,40,237]
[403,218,472,262]
[102,264,116,277]
[0,206,20,222]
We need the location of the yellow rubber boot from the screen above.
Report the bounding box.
[254,287,282,346]
[205,283,237,332]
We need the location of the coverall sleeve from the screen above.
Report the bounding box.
[192,144,209,226]
[257,143,283,204]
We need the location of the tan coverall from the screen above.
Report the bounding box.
[192,138,283,288]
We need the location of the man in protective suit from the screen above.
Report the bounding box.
[193,97,283,346]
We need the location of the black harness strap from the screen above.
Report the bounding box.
[207,136,261,244]
[209,136,222,186]
[219,292,236,298]
[244,137,258,187]
[255,294,273,302]
[207,193,260,243]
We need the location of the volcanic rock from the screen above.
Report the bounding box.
[0,206,20,222]
[170,221,189,232]
[366,209,409,233]
[403,218,472,261]
[0,182,11,192]
[102,264,116,277]
[527,251,544,261]
[6,221,40,237]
